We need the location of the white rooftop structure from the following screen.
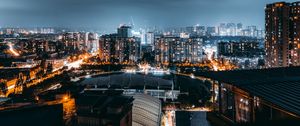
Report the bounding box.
[130,94,161,126]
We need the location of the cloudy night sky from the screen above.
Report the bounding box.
[0,0,296,30]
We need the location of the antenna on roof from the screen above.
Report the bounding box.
[130,16,135,28]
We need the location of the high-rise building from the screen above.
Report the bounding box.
[289,2,300,66]
[185,37,203,63]
[154,36,172,64]
[218,23,227,36]
[206,27,216,36]
[195,25,206,36]
[265,2,300,67]
[62,32,81,50]
[227,23,237,36]
[169,37,185,63]
[247,26,257,37]
[217,41,262,58]
[256,29,265,38]
[236,23,243,36]
[154,36,203,64]
[87,32,99,53]
[146,32,154,45]
[39,27,54,34]
[99,34,117,62]
[99,34,141,64]
[140,30,147,45]
[80,32,89,51]
[217,23,263,37]
[186,26,194,34]
[118,25,132,38]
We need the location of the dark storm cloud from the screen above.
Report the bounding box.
[0,0,296,29]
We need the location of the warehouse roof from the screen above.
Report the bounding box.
[195,66,300,117]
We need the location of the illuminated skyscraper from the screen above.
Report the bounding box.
[185,37,203,63]
[289,2,300,66]
[154,36,203,64]
[265,2,300,67]
[99,34,141,64]
[62,32,81,50]
[154,36,171,64]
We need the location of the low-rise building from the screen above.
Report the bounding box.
[76,90,134,126]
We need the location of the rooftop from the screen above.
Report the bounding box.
[195,66,300,117]
[79,73,173,90]
[76,90,134,118]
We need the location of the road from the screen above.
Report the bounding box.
[4,57,88,96]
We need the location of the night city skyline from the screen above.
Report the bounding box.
[0,0,300,126]
[0,0,296,30]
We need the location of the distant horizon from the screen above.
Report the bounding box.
[0,22,265,34]
[0,0,296,31]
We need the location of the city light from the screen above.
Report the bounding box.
[63,95,69,101]
[65,60,82,69]
[0,1,297,126]
[85,73,91,78]
[190,74,195,79]
[125,69,136,73]
[7,42,20,56]
[203,45,217,61]
[47,83,62,91]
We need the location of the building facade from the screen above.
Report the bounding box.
[76,91,133,126]
[218,41,262,58]
[154,36,203,64]
[99,34,141,64]
[265,2,300,67]
[118,25,132,38]
[196,67,300,125]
